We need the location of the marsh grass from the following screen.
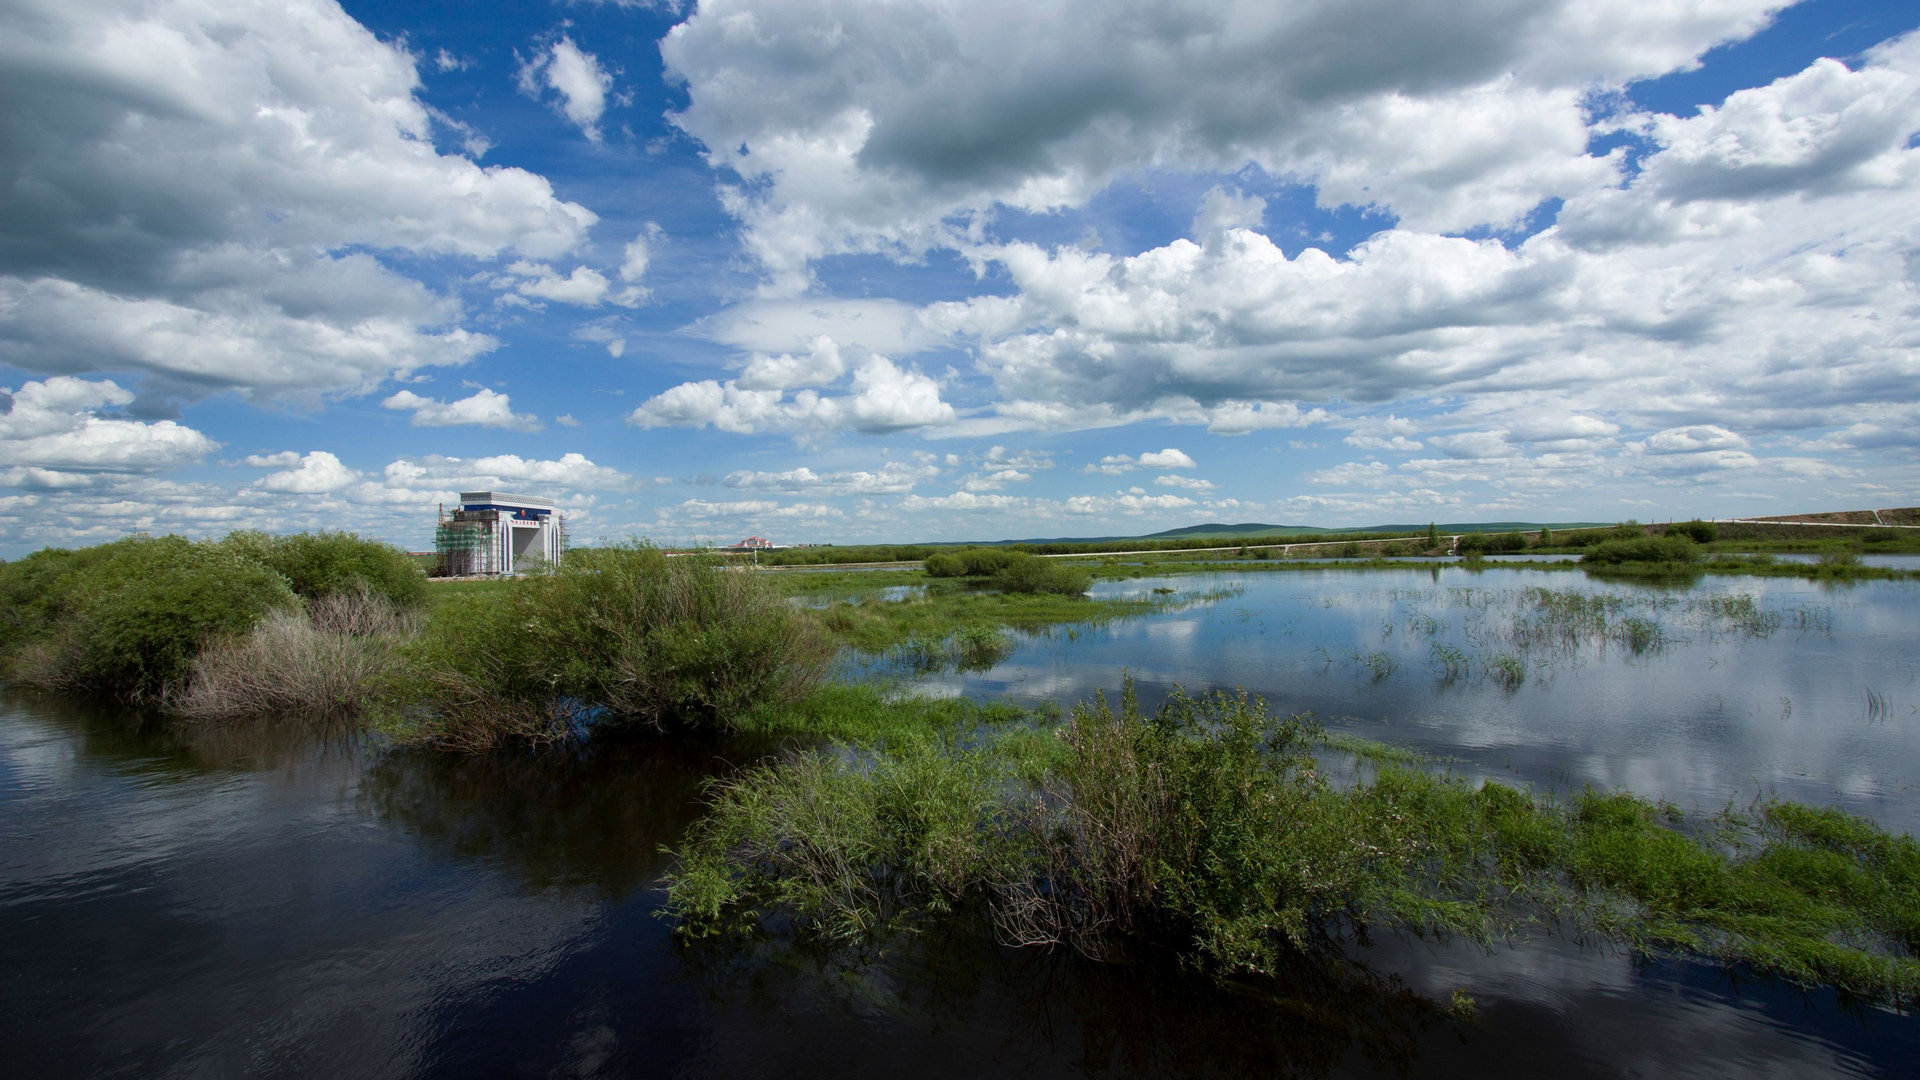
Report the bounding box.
[888,625,1016,674]
[728,681,1039,743]
[1357,649,1397,680]
[1429,643,1468,682]
[1326,584,1838,694]
[807,586,1155,655]
[1865,689,1891,722]
[665,681,1920,1005]
[171,588,416,721]
[1487,653,1527,689]
[376,545,834,750]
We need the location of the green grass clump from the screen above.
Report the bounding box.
[665,681,1920,1005]
[729,681,1034,742]
[664,733,1015,941]
[1581,535,1699,566]
[887,625,1016,673]
[668,683,1479,972]
[806,584,1152,654]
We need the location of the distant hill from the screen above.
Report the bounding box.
[956,520,1613,547]
[1133,520,1611,541]
[1366,521,1612,535]
[1138,522,1337,540]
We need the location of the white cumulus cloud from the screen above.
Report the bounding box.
[0,376,217,487]
[0,0,595,402]
[382,388,542,431]
[519,35,615,143]
[630,353,954,435]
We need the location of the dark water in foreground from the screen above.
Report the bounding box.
[4,565,1917,1077]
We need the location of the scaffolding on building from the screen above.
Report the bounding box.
[433,508,500,577]
[432,502,568,577]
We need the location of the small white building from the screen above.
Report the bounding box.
[434,490,565,575]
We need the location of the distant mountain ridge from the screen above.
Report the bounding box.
[1120,520,1608,541]
[956,520,1613,546]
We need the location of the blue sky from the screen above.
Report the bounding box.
[3,0,1918,554]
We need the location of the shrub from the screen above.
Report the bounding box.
[170,590,414,721]
[382,544,834,748]
[922,547,1026,578]
[1560,524,1651,547]
[219,530,427,610]
[1580,536,1699,566]
[1457,530,1528,555]
[0,545,102,657]
[992,553,1092,595]
[923,552,967,577]
[1816,545,1861,569]
[0,535,299,700]
[666,681,1920,1003]
[1666,520,1719,543]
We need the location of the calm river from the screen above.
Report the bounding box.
[4,565,1917,1077]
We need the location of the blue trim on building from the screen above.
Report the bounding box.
[459,503,552,520]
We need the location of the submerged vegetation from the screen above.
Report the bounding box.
[664,681,1920,1006]
[3,524,1917,1016]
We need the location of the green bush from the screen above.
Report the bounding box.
[1561,524,1651,547]
[0,545,100,657]
[1580,536,1699,566]
[1666,520,1719,543]
[923,552,967,577]
[667,681,1920,1003]
[382,544,834,748]
[923,547,1025,578]
[965,547,1019,575]
[0,535,299,700]
[992,553,1092,595]
[219,530,426,609]
[1457,530,1528,554]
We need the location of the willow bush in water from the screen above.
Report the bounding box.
[0,535,301,701]
[0,531,431,707]
[664,682,1920,1005]
[667,685,1482,971]
[380,544,834,750]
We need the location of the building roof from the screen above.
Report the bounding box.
[459,490,556,511]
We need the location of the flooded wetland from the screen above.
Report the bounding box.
[4,561,1917,1078]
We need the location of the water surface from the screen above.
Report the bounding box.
[4,564,1917,1077]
